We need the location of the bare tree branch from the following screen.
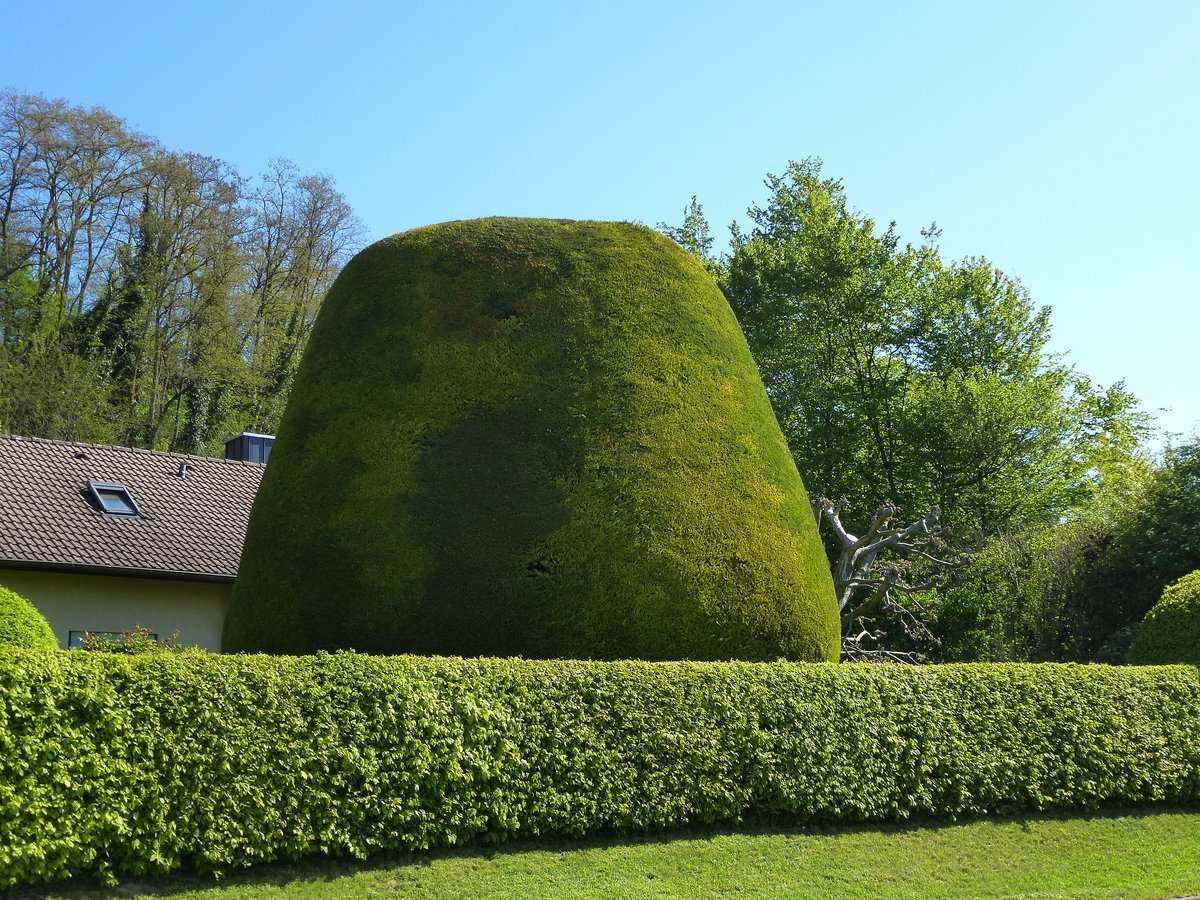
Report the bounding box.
[814,497,969,663]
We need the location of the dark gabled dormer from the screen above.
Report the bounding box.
[223,432,274,464]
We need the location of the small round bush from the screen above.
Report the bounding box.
[1127,569,1200,665]
[0,584,57,650]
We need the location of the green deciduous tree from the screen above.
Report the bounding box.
[662,160,1158,662]
[0,329,113,441]
[666,159,1148,540]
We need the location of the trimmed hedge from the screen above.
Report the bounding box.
[1128,569,1200,665]
[225,218,839,662]
[0,584,56,650]
[3,653,1200,887]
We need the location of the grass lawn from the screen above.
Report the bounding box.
[9,805,1200,900]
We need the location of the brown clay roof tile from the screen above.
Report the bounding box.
[0,435,263,581]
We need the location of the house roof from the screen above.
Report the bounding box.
[0,435,264,582]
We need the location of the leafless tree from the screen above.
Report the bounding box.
[813,497,967,662]
[239,158,364,431]
[0,91,150,324]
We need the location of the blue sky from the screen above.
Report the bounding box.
[4,0,1197,443]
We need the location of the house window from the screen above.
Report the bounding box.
[87,481,140,516]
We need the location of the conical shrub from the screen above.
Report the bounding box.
[225,218,839,661]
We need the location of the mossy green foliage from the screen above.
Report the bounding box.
[1128,569,1200,665]
[0,584,56,650]
[225,218,838,661]
[3,652,1200,888]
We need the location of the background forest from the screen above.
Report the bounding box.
[0,91,363,455]
[2,93,1196,665]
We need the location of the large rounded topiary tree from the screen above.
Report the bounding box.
[225,218,839,661]
[1127,570,1200,665]
[0,584,57,650]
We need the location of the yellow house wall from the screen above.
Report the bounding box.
[0,568,230,651]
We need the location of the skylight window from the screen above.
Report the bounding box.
[87,481,140,516]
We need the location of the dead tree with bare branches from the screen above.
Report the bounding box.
[813,497,967,663]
